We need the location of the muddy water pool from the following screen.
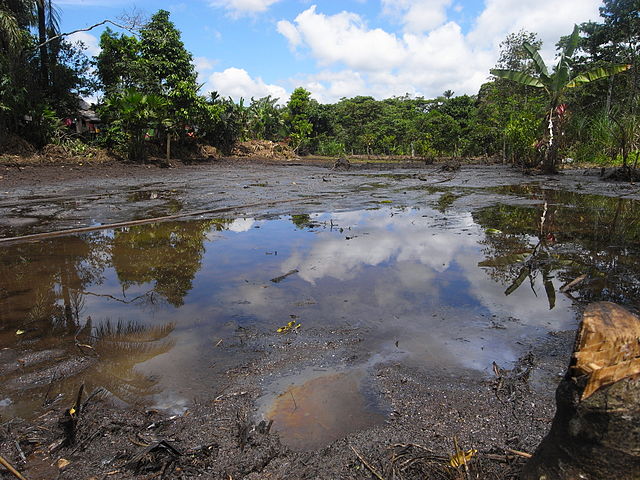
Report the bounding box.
[2,185,640,448]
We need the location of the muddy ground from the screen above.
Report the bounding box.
[1,158,638,479]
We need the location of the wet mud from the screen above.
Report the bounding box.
[1,161,640,479]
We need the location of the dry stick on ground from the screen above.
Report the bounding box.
[0,197,308,245]
[0,455,29,480]
[350,445,384,480]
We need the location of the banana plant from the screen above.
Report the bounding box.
[491,25,630,172]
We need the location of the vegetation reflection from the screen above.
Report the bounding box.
[474,189,640,308]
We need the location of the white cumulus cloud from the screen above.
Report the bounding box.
[67,31,101,56]
[468,0,602,63]
[278,5,407,71]
[203,67,288,102]
[273,1,604,102]
[382,0,453,33]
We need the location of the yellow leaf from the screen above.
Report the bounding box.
[57,458,71,469]
[449,448,477,468]
[16,329,25,335]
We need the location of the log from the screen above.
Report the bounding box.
[522,302,640,479]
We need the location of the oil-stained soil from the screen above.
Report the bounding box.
[1,158,639,479]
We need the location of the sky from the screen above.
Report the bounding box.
[57,0,605,104]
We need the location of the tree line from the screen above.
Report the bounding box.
[0,0,638,172]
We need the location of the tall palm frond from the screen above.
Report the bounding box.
[0,7,21,50]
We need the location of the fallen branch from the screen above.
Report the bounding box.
[505,448,532,459]
[559,274,587,293]
[0,454,28,480]
[270,269,299,283]
[0,197,306,245]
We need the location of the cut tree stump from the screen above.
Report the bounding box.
[522,301,640,480]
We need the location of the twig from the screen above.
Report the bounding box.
[81,387,106,411]
[42,369,58,406]
[289,390,297,412]
[559,274,587,293]
[72,289,154,304]
[350,445,384,480]
[505,448,532,459]
[0,197,305,245]
[13,441,26,463]
[0,454,29,480]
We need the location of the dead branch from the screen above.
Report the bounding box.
[34,20,138,50]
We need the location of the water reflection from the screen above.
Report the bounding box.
[474,188,640,307]
[1,188,640,423]
[112,221,213,307]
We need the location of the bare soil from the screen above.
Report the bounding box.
[1,155,639,480]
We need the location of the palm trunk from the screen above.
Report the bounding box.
[36,0,49,91]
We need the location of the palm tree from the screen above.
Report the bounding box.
[102,89,170,162]
[491,25,630,173]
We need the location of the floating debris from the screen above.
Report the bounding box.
[271,269,299,283]
[277,320,301,334]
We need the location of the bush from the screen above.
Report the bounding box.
[317,138,345,156]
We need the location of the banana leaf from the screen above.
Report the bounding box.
[505,265,531,296]
[523,42,550,80]
[563,25,580,59]
[490,69,545,88]
[567,64,632,88]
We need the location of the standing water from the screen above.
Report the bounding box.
[2,186,640,448]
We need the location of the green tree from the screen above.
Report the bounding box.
[491,25,630,172]
[96,28,144,95]
[96,10,208,161]
[285,87,313,153]
[421,110,460,156]
[139,9,197,95]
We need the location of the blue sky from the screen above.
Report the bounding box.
[58,0,605,103]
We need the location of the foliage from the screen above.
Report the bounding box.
[503,113,539,165]
[491,25,630,172]
[0,0,94,143]
[95,9,209,161]
[99,89,169,162]
[2,3,640,170]
[285,87,313,153]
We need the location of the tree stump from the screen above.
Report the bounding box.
[332,157,350,170]
[522,302,640,479]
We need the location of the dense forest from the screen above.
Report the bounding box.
[0,0,638,172]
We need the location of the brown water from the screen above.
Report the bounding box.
[262,369,384,450]
[2,186,640,448]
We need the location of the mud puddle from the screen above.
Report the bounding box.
[258,368,386,450]
[2,183,640,449]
